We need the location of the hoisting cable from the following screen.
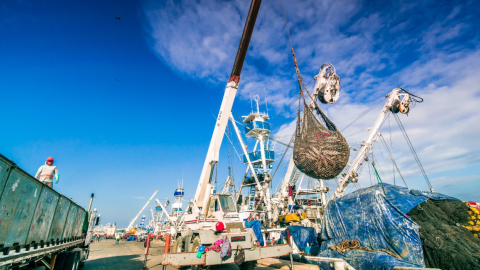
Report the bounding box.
[393,113,434,192]
[371,153,387,184]
[374,141,395,183]
[377,132,408,188]
[272,132,295,179]
[340,96,386,132]
[388,113,395,185]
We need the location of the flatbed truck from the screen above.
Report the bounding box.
[0,154,98,270]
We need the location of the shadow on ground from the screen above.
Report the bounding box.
[83,254,144,270]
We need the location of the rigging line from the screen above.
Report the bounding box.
[374,140,395,182]
[231,109,244,124]
[389,113,395,185]
[344,128,369,138]
[340,96,386,133]
[270,95,300,125]
[272,132,295,179]
[367,155,374,186]
[393,113,433,191]
[224,127,243,162]
[377,132,408,188]
[371,152,388,184]
[280,0,294,54]
[212,114,243,162]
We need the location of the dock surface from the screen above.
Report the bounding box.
[83,239,297,270]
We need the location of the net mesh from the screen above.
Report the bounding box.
[407,199,480,270]
[293,98,350,180]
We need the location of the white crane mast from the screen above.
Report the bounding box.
[127,190,158,230]
[192,0,261,212]
[193,81,239,211]
[156,199,174,223]
[329,88,411,200]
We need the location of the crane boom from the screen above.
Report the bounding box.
[329,88,412,201]
[127,190,158,230]
[193,0,263,208]
[156,199,173,223]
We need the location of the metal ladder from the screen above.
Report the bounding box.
[248,186,256,210]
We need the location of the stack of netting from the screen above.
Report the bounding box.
[408,199,480,270]
[463,201,480,238]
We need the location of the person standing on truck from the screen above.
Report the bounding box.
[34,157,59,188]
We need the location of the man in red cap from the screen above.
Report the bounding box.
[34,157,59,188]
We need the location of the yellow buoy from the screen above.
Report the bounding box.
[475,234,479,238]
[469,221,475,225]
[465,226,473,231]
[473,226,480,232]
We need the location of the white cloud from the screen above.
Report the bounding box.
[143,0,480,198]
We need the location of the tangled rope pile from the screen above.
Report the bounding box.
[329,239,402,260]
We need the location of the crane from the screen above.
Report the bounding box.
[330,88,415,201]
[127,190,158,230]
[192,0,262,215]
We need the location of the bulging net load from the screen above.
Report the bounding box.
[293,95,350,180]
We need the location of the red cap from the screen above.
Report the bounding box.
[46,157,54,162]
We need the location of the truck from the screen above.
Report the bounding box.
[0,153,99,270]
[161,0,292,269]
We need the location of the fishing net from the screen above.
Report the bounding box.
[407,199,480,270]
[293,92,350,180]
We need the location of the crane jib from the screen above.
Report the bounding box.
[193,0,263,208]
[229,0,262,82]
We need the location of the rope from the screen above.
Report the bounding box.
[393,113,433,192]
[340,96,385,133]
[388,113,395,185]
[272,133,295,179]
[377,132,408,188]
[330,239,402,260]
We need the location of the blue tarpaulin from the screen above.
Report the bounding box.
[245,220,264,246]
[280,226,318,252]
[318,183,455,270]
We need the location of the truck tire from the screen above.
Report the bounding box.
[174,236,184,253]
[240,260,257,270]
[191,265,209,270]
[63,251,80,270]
[54,252,68,269]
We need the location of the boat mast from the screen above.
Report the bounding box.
[193,0,263,210]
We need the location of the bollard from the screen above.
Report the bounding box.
[164,233,171,255]
[143,234,151,270]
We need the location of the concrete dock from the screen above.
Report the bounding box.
[83,239,318,270]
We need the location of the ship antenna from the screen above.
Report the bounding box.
[250,92,253,113]
[265,96,269,115]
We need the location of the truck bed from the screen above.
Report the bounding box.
[0,154,87,266]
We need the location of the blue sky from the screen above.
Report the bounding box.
[1,0,479,227]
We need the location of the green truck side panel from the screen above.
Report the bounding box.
[72,209,86,238]
[62,205,79,239]
[0,168,43,246]
[47,196,71,241]
[26,187,60,244]
[0,155,14,196]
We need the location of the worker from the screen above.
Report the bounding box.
[34,157,59,188]
[115,234,120,244]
